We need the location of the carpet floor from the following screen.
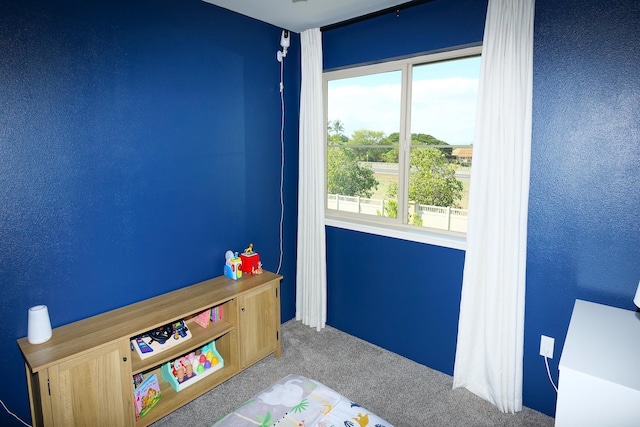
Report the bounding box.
[152,319,555,427]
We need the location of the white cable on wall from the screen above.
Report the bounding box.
[1,399,31,426]
[276,37,286,276]
[544,356,558,393]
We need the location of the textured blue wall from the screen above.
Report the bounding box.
[324,0,640,418]
[326,227,466,374]
[323,0,486,70]
[0,0,299,424]
[525,0,640,416]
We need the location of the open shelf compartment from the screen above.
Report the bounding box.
[160,339,224,392]
[130,299,235,375]
[133,331,237,426]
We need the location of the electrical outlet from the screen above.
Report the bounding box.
[540,335,554,358]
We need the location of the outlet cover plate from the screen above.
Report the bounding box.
[540,335,554,358]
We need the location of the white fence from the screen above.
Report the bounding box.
[327,194,468,233]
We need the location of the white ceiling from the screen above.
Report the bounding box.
[201,0,411,33]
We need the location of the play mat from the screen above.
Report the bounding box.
[212,374,393,427]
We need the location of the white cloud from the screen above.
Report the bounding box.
[328,77,478,145]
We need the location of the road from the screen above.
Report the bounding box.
[366,162,471,179]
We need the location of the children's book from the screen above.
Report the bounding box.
[134,373,161,420]
[194,309,211,328]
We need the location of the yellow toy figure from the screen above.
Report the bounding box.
[240,243,262,274]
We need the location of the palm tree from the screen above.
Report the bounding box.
[328,119,345,137]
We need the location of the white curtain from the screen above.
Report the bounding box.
[452,0,535,414]
[296,28,327,331]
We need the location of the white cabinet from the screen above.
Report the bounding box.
[555,299,640,426]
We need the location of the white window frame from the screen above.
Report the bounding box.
[323,45,482,251]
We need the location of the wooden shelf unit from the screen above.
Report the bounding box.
[17,271,282,427]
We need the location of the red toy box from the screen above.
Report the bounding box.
[240,252,261,275]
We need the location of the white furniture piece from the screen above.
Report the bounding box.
[555,299,640,426]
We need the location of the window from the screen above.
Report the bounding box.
[324,46,481,249]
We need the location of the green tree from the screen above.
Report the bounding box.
[381,132,400,163]
[328,132,348,145]
[349,129,387,162]
[408,147,462,207]
[385,146,462,216]
[381,133,449,162]
[382,184,422,225]
[327,119,345,137]
[412,133,446,145]
[382,133,400,162]
[412,133,454,159]
[327,120,348,145]
[327,148,378,198]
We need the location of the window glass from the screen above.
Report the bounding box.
[327,71,401,219]
[325,47,481,246]
[407,56,481,233]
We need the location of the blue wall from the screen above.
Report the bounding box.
[0,0,299,424]
[525,0,640,416]
[323,0,640,418]
[326,228,466,374]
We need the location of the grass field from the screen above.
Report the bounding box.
[371,173,470,210]
[370,173,396,200]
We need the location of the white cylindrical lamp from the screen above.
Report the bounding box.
[27,305,52,344]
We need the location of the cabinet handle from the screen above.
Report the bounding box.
[241,307,245,312]
[123,357,127,362]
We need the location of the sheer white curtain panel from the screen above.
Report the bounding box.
[296,28,327,331]
[452,0,535,413]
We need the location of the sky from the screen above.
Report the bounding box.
[328,56,481,146]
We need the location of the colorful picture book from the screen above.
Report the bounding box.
[211,305,223,322]
[193,306,224,329]
[134,373,161,419]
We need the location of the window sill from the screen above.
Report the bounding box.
[325,216,466,251]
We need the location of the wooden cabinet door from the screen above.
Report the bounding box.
[238,282,280,368]
[48,340,134,427]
